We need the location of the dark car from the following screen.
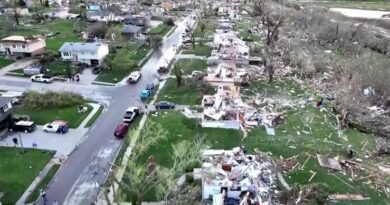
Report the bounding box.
[9,121,36,133]
[92,67,102,75]
[155,101,176,109]
[114,122,129,139]
[146,83,155,91]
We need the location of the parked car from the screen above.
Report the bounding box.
[23,64,44,76]
[146,83,155,91]
[140,89,151,101]
[155,101,176,109]
[91,66,102,74]
[157,66,169,74]
[43,120,69,134]
[127,71,142,84]
[123,107,140,122]
[31,74,54,83]
[114,122,129,139]
[9,121,36,133]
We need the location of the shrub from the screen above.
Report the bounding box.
[22,91,85,109]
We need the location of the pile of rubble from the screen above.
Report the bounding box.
[197,147,278,205]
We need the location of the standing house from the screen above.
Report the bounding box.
[59,42,109,66]
[0,36,46,57]
[122,25,142,39]
[0,97,13,131]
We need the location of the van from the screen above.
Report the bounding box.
[9,121,36,133]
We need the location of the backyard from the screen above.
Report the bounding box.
[13,104,92,128]
[0,147,54,205]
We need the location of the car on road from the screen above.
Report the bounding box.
[123,107,140,122]
[155,101,176,109]
[31,74,54,83]
[114,122,129,139]
[9,121,36,133]
[43,120,69,134]
[92,66,102,74]
[127,71,142,84]
[140,89,151,101]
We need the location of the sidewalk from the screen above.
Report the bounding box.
[0,59,36,76]
[16,159,58,205]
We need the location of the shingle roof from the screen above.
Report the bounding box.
[122,25,142,34]
[59,42,107,52]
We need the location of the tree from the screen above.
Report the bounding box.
[8,0,21,25]
[102,54,115,71]
[18,0,26,7]
[114,122,205,205]
[150,35,163,49]
[89,23,108,39]
[172,61,184,86]
[106,25,124,46]
[163,18,175,26]
[32,5,46,24]
[189,27,196,48]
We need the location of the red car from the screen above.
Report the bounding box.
[114,122,129,139]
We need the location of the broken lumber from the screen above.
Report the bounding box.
[331,173,354,189]
[328,194,369,201]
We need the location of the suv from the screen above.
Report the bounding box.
[9,121,36,133]
[114,122,129,139]
[123,107,140,122]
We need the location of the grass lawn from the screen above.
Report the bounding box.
[25,164,60,203]
[7,20,82,52]
[312,0,390,11]
[0,147,54,205]
[176,59,207,75]
[84,105,104,128]
[235,20,261,42]
[0,58,14,68]
[95,67,137,84]
[157,79,214,105]
[129,44,150,61]
[195,20,216,38]
[13,104,93,128]
[182,44,212,56]
[148,24,173,37]
[46,60,72,76]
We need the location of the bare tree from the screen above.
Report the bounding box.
[172,61,184,86]
[115,122,204,205]
[8,0,21,25]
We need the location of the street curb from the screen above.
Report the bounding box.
[91,81,116,86]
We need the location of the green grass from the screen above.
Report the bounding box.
[235,20,261,42]
[195,20,216,38]
[84,105,104,128]
[13,104,93,128]
[181,44,212,56]
[46,60,72,76]
[129,44,150,61]
[95,66,137,84]
[176,59,207,75]
[136,111,242,167]
[25,164,60,203]
[6,20,82,52]
[157,79,214,105]
[312,0,390,11]
[0,58,14,68]
[148,24,173,36]
[0,147,54,205]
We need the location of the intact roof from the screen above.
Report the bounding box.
[0,35,43,43]
[123,25,142,33]
[59,42,107,52]
[0,96,13,107]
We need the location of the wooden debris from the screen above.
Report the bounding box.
[317,154,342,171]
[328,194,369,201]
[308,170,317,182]
[331,173,354,189]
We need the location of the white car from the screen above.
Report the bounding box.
[43,120,69,134]
[31,74,54,83]
[127,71,142,84]
[123,107,140,122]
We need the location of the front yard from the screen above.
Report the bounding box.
[175,59,207,75]
[0,58,14,68]
[148,24,174,37]
[157,78,214,105]
[0,147,53,205]
[13,104,92,129]
[181,44,212,56]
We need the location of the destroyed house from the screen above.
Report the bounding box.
[199,148,275,205]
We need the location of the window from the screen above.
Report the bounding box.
[22,45,26,49]
[63,52,70,56]
[2,103,10,112]
[12,45,16,48]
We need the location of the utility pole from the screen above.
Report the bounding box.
[18,132,24,154]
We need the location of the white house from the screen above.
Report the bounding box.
[0,35,46,57]
[59,42,109,66]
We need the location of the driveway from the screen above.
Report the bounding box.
[0,103,101,156]
[41,14,196,205]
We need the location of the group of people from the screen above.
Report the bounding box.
[40,188,57,205]
[68,74,80,82]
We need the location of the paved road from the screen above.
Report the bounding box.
[39,15,195,205]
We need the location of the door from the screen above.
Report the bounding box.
[5,48,11,55]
